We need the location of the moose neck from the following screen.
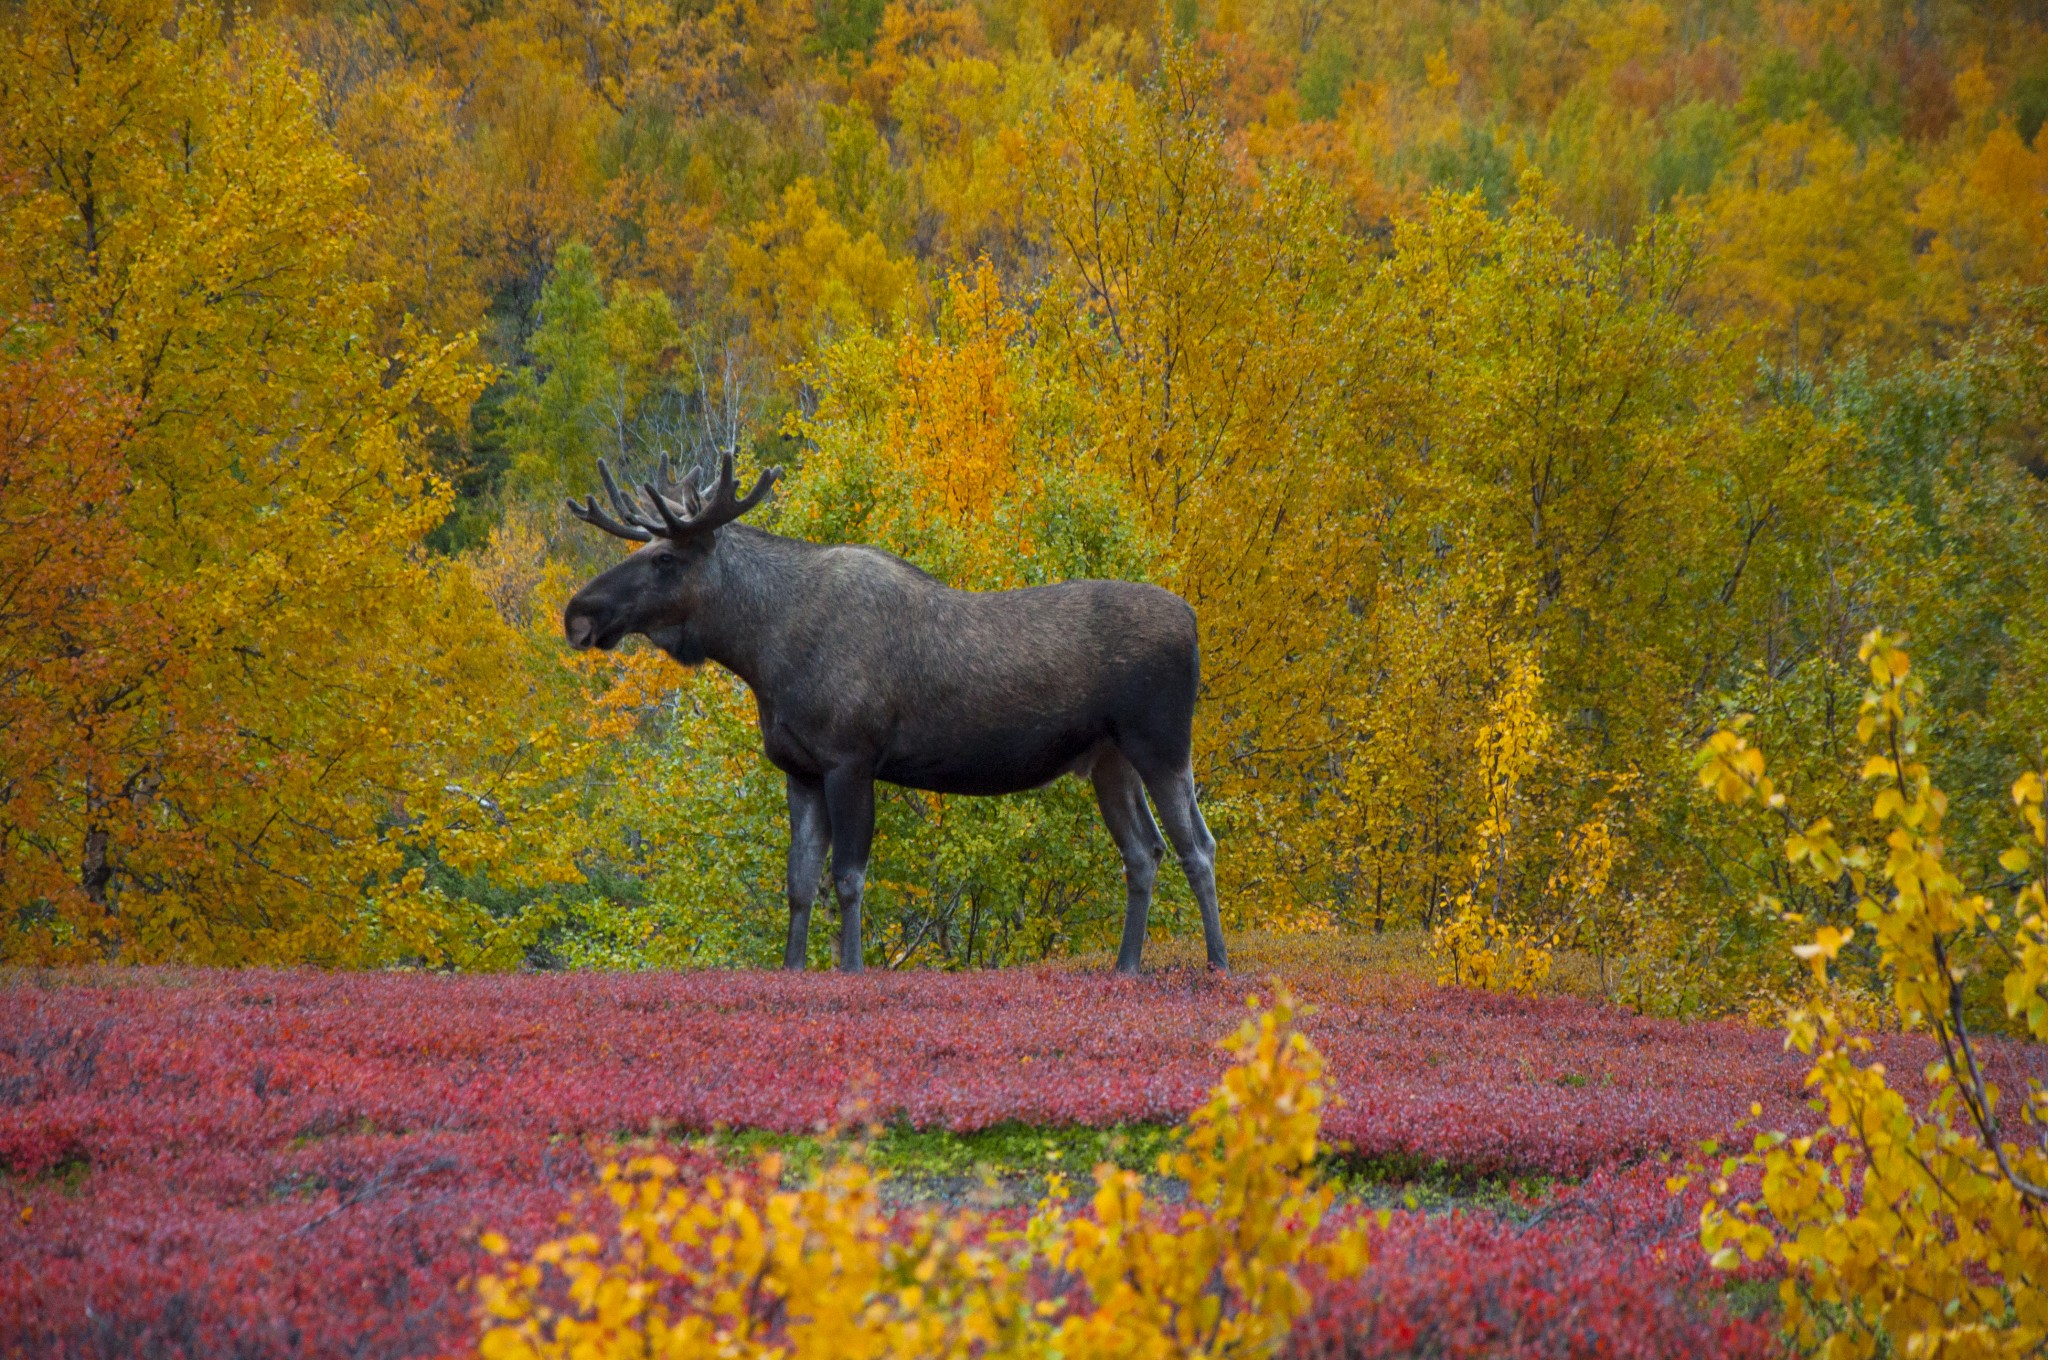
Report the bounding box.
[686,525,814,692]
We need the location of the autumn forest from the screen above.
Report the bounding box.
[5,0,2048,1006]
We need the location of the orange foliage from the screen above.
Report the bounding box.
[1697,111,1919,368]
[856,0,987,113]
[1916,122,2048,326]
[886,263,1021,527]
[0,333,155,944]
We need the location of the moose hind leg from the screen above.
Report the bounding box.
[1140,761,1227,972]
[1091,746,1166,974]
[823,766,876,974]
[785,774,829,970]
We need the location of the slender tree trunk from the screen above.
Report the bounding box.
[81,824,112,908]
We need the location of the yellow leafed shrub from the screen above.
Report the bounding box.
[1427,651,1559,994]
[473,990,1370,1359]
[1692,630,2048,1357]
[1430,899,1555,994]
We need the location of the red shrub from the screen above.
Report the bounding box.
[1297,1167,1779,1359]
[0,966,2005,1356]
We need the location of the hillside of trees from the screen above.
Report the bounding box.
[7,0,2048,1019]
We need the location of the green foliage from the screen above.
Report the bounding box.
[1647,100,1736,206]
[1298,37,1351,122]
[1419,126,1518,212]
[815,0,887,57]
[709,1122,1182,1184]
[1738,46,1895,144]
[2013,66,2048,146]
[505,242,687,498]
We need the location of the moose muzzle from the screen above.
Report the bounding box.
[562,598,618,651]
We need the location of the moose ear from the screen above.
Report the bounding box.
[654,454,706,517]
[684,465,713,511]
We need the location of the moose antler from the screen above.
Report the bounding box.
[565,452,780,542]
[564,459,659,541]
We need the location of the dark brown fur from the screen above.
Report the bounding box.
[561,458,1225,973]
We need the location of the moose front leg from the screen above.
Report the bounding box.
[823,766,875,974]
[785,774,828,970]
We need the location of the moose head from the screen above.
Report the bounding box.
[560,452,780,662]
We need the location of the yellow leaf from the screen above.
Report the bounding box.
[1791,925,1852,963]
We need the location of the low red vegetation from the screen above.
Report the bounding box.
[0,966,1991,1357]
[1295,1165,1780,1359]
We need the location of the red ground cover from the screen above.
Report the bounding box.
[0,966,1999,1357]
[1294,1165,1780,1359]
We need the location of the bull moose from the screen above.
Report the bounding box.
[560,453,1227,975]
